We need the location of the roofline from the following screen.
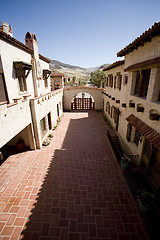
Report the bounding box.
[39,54,50,63]
[117,22,160,57]
[0,31,50,63]
[124,57,160,72]
[103,60,124,71]
[0,31,33,54]
[50,73,64,77]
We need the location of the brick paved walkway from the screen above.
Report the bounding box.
[0,112,150,240]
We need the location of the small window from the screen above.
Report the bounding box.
[14,61,32,93]
[124,75,128,85]
[117,73,122,90]
[143,139,151,159]
[134,69,150,97]
[158,91,160,102]
[106,77,108,86]
[43,70,51,88]
[114,76,116,89]
[134,130,141,146]
[108,75,113,87]
[40,117,47,138]
[18,68,27,92]
[126,123,132,142]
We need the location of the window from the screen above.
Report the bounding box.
[114,76,116,89]
[126,123,132,142]
[14,61,32,93]
[117,73,122,90]
[124,75,128,85]
[108,75,113,87]
[143,139,151,159]
[40,117,47,138]
[18,68,27,92]
[106,77,108,86]
[158,91,160,102]
[0,72,9,102]
[134,69,151,97]
[134,130,141,146]
[43,70,51,88]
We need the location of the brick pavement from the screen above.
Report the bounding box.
[0,111,150,240]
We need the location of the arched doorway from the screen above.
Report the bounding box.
[71,92,95,111]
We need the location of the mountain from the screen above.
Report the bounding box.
[49,60,109,80]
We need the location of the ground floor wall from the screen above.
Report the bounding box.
[30,89,63,149]
[0,99,35,150]
[103,94,160,168]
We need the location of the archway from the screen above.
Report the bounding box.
[71,92,95,111]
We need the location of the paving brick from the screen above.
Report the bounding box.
[13,217,26,227]
[1,226,14,236]
[0,112,151,240]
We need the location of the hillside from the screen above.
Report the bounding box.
[49,60,109,80]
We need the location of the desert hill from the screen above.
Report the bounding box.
[49,60,109,80]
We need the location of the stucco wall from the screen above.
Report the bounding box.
[37,59,51,96]
[103,38,160,165]
[0,39,34,103]
[0,99,34,148]
[63,87,103,111]
[30,89,63,148]
[125,36,160,68]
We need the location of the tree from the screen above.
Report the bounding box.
[72,76,76,85]
[90,70,106,88]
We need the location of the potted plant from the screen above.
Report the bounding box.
[137,189,155,214]
[120,154,130,170]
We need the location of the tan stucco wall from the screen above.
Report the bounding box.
[63,87,103,111]
[103,51,160,165]
[125,36,160,68]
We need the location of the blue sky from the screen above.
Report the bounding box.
[1,0,160,68]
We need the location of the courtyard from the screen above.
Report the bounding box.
[0,112,150,239]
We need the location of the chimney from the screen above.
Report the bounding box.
[0,21,13,37]
[25,32,39,59]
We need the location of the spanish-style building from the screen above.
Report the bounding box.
[0,21,63,153]
[103,22,160,191]
[1,20,160,191]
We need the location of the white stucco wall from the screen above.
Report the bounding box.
[0,99,34,149]
[30,89,63,148]
[37,59,51,95]
[63,87,103,111]
[0,39,34,103]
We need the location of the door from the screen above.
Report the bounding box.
[71,97,95,111]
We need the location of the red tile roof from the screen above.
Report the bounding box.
[50,73,64,77]
[0,31,33,54]
[124,57,160,72]
[39,54,50,63]
[0,31,50,63]
[117,22,160,57]
[126,114,160,150]
[103,60,124,71]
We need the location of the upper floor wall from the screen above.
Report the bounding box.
[125,36,160,68]
[0,38,34,103]
[0,27,51,103]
